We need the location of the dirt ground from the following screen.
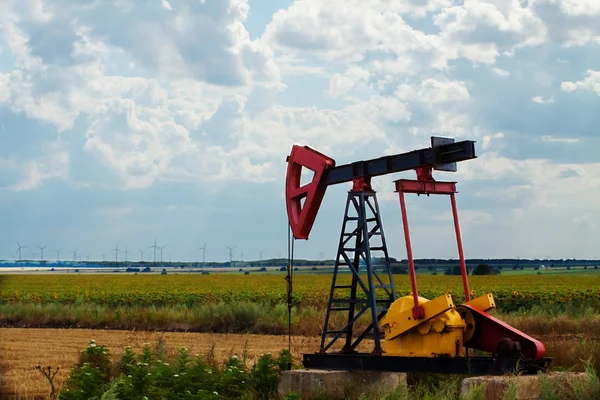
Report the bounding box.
[0,328,325,399]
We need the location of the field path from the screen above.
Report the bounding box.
[0,328,321,399]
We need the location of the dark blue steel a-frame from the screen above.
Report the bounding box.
[319,187,396,355]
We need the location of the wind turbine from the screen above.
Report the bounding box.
[123,247,130,262]
[37,245,47,261]
[112,243,120,262]
[55,248,62,262]
[258,249,264,263]
[71,250,78,261]
[139,249,145,262]
[158,245,167,263]
[16,242,27,261]
[168,253,171,262]
[197,242,208,264]
[101,253,106,262]
[149,239,159,263]
[226,245,236,265]
[86,254,91,262]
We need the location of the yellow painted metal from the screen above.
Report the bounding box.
[457,306,476,342]
[463,293,496,311]
[380,294,455,340]
[380,295,467,358]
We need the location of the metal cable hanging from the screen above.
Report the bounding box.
[285,223,295,370]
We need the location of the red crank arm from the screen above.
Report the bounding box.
[459,304,546,359]
[285,145,335,240]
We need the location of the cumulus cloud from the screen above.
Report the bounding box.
[433,0,547,64]
[561,70,600,95]
[531,0,600,47]
[0,0,287,190]
[492,68,510,76]
[0,0,599,260]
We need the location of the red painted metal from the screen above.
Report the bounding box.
[415,166,434,181]
[394,171,469,310]
[285,145,336,240]
[351,176,372,192]
[451,193,470,302]
[460,304,546,359]
[398,190,425,319]
[394,180,457,195]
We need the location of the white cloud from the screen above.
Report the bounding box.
[561,70,600,95]
[532,95,554,103]
[461,210,494,227]
[327,66,370,98]
[540,135,580,144]
[264,1,439,67]
[530,0,600,47]
[492,67,510,76]
[433,0,547,64]
[482,132,504,151]
[0,144,68,191]
[414,79,470,104]
[558,0,600,16]
[0,0,600,259]
[0,1,289,190]
[274,55,328,77]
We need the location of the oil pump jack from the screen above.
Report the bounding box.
[285,137,551,375]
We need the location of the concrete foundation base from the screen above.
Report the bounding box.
[277,369,407,400]
[460,372,591,400]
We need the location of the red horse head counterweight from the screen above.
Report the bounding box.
[285,136,551,375]
[285,145,335,240]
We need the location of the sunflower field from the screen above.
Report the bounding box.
[0,273,598,312]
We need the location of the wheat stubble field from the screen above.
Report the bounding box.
[0,328,596,399]
[0,328,328,399]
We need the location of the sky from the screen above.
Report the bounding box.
[0,0,599,263]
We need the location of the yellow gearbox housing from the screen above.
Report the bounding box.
[380,294,467,358]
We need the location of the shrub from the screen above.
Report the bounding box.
[444,266,462,276]
[391,266,408,274]
[471,264,492,275]
[58,340,111,400]
[57,341,295,400]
